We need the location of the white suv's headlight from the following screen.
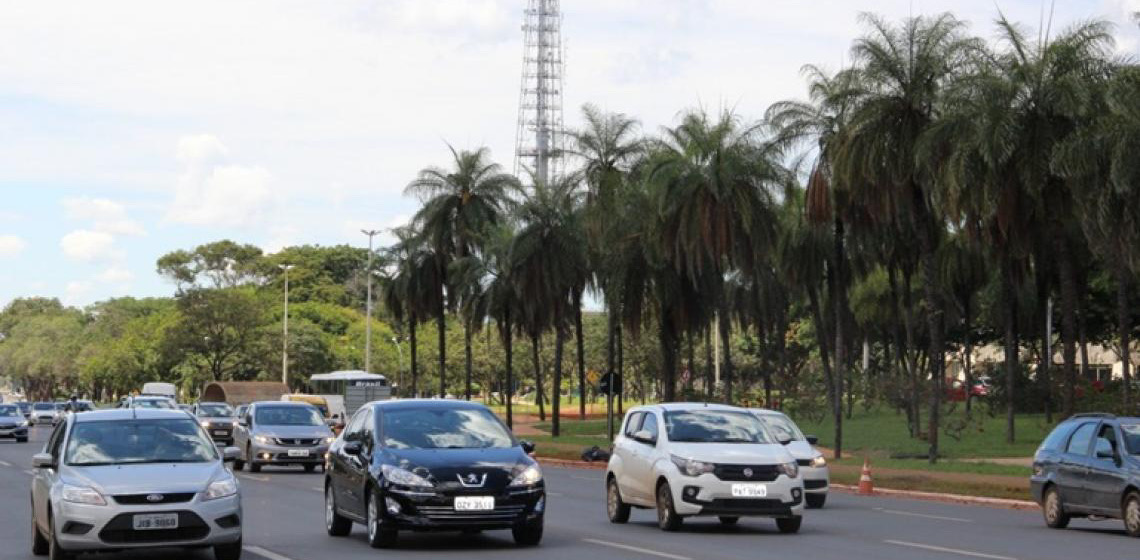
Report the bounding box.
[810,455,827,468]
[204,476,239,501]
[777,461,799,479]
[509,464,543,487]
[382,464,433,488]
[61,484,107,506]
[670,454,716,477]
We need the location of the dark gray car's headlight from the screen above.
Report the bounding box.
[382,464,433,487]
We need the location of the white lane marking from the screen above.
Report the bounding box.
[240,474,271,482]
[582,538,692,560]
[884,540,1017,560]
[874,507,973,523]
[546,492,564,497]
[244,545,301,560]
[570,475,601,481]
[0,460,12,467]
[311,486,324,492]
[24,469,35,476]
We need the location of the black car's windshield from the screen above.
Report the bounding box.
[664,410,773,444]
[197,403,234,417]
[65,418,217,466]
[1120,424,1140,455]
[33,403,54,411]
[382,407,514,449]
[255,406,323,426]
[761,414,805,442]
[0,405,18,416]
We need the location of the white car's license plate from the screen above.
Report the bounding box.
[213,430,228,436]
[454,496,495,511]
[133,513,179,530]
[731,483,768,498]
[287,449,310,457]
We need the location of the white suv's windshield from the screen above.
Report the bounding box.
[382,407,514,449]
[762,414,805,442]
[664,410,773,444]
[255,406,324,426]
[65,418,218,466]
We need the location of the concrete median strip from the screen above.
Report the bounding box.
[884,539,1017,560]
[582,538,692,560]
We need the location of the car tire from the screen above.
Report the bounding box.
[304,464,316,473]
[656,482,683,532]
[366,488,397,548]
[1123,491,1140,537]
[806,493,827,509]
[718,516,739,525]
[17,437,27,443]
[214,537,242,560]
[249,462,262,473]
[512,520,543,546]
[776,515,802,534]
[31,504,48,556]
[47,513,72,560]
[1043,486,1070,529]
[606,478,631,524]
[325,485,351,537]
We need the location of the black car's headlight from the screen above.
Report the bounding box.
[382,464,434,488]
[509,464,543,487]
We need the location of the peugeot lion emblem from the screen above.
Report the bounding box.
[457,473,487,487]
[743,468,754,478]
[146,494,164,503]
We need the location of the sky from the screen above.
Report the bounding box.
[1,0,1138,308]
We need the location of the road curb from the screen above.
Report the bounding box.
[830,483,1039,510]
[537,457,607,470]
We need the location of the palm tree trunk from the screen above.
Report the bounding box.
[719,304,734,404]
[808,286,839,459]
[915,206,945,464]
[575,296,586,420]
[832,217,847,438]
[1056,237,1078,419]
[1036,262,1052,424]
[687,331,696,396]
[887,265,914,434]
[553,322,564,437]
[409,317,419,396]
[1003,258,1018,444]
[504,312,514,429]
[1078,292,1090,390]
[901,267,921,437]
[704,326,714,399]
[617,322,623,415]
[531,331,545,422]
[464,324,473,401]
[964,298,973,414]
[1117,264,1132,413]
[436,288,447,399]
[660,311,678,402]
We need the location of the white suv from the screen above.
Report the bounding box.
[605,403,805,533]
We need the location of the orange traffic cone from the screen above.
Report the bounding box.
[858,457,874,495]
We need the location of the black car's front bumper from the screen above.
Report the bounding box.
[200,423,235,445]
[382,483,545,531]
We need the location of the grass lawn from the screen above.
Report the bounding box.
[532,419,612,436]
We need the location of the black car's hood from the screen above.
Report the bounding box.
[383,447,531,490]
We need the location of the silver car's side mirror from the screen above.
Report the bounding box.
[222,447,241,463]
[32,453,54,469]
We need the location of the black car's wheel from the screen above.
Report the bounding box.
[325,484,351,537]
[366,488,397,548]
[776,515,802,534]
[47,513,72,560]
[718,516,739,525]
[512,520,543,546]
[656,482,683,532]
[1043,486,1070,529]
[606,478,631,524]
[214,537,242,560]
[31,503,47,556]
[1123,491,1140,537]
[806,493,827,509]
[249,461,262,473]
[17,437,27,443]
[233,447,246,471]
[304,464,317,473]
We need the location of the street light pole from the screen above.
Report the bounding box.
[362,229,381,374]
[279,264,295,387]
[391,335,405,395]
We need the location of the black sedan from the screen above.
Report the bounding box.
[324,399,544,548]
[195,401,238,445]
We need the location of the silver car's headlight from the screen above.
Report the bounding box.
[17,420,28,428]
[810,455,827,468]
[382,464,433,487]
[670,454,716,477]
[777,461,799,478]
[203,476,239,501]
[200,420,211,428]
[325,436,336,444]
[254,435,273,445]
[61,484,107,506]
[509,464,543,487]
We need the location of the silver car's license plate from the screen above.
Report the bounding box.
[287,449,310,457]
[133,513,179,530]
[454,496,494,511]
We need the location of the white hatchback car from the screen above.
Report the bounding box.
[750,409,829,508]
[606,403,805,532]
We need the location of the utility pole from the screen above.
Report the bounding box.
[279,264,295,387]
[362,229,381,374]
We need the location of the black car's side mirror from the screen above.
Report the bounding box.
[520,440,536,454]
[343,441,362,456]
[806,435,819,445]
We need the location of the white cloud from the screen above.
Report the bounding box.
[63,197,146,236]
[96,265,135,284]
[0,235,27,257]
[60,229,122,262]
[177,133,229,165]
[168,134,274,227]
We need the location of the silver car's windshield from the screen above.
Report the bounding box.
[255,406,323,426]
[382,408,514,449]
[0,404,18,416]
[761,414,805,442]
[65,418,218,466]
[664,410,773,444]
[197,403,233,417]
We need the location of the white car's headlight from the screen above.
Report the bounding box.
[670,454,716,477]
[382,464,434,487]
[810,455,827,468]
[254,435,273,445]
[204,476,239,501]
[777,461,799,479]
[61,484,107,506]
[17,420,28,428]
[509,464,543,487]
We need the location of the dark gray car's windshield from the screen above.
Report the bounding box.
[197,403,234,417]
[665,410,773,443]
[761,414,805,442]
[65,418,218,466]
[0,405,18,416]
[382,407,514,449]
[255,406,323,426]
[1120,424,1140,455]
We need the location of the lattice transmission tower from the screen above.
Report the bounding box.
[514,0,565,186]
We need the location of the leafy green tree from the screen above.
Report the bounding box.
[156,240,263,290]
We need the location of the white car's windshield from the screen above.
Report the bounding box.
[0,405,19,416]
[255,406,324,426]
[664,410,773,444]
[382,408,514,449]
[761,414,805,442]
[65,418,218,466]
[33,403,54,411]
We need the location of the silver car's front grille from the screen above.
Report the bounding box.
[273,437,322,446]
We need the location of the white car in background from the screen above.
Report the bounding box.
[750,409,829,508]
[605,403,805,533]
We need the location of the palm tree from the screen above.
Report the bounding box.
[406,145,518,399]
[380,226,435,397]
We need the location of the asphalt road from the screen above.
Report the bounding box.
[2,427,1138,560]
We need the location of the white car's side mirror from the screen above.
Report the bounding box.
[633,430,656,445]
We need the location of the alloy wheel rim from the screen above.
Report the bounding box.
[368,496,378,541]
[325,489,334,529]
[607,484,617,517]
[1127,499,1140,531]
[658,489,669,524]
[1046,492,1059,522]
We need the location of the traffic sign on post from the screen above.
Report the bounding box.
[598,371,622,395]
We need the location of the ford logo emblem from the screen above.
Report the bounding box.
[146,494,164,503]
[743,468,754,478]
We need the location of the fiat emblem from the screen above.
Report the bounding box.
[742,468,754,478]
[146,494,164,503]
